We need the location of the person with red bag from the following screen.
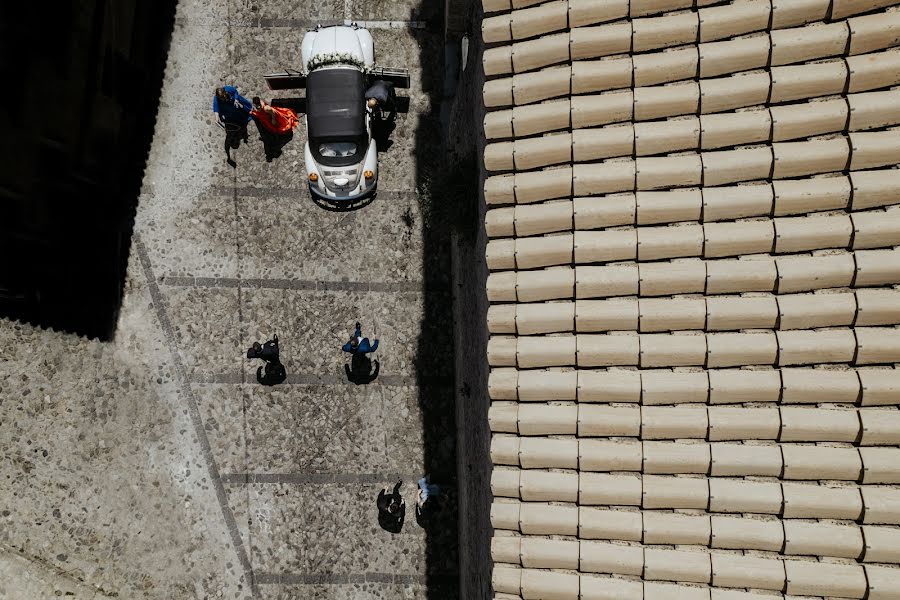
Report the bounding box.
[250,96,300,162]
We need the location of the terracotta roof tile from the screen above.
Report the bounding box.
[485,2,900,589]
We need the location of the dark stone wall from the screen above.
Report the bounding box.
[0,1,176,339]
[443,0,492,596]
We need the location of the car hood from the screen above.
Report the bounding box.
[304,26,365,65]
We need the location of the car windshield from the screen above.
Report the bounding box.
[311,134,366,167]
[318,141,357,157]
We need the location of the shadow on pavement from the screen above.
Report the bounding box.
[409,6,464,598]
[310,193,377,212]
[373,117,397,152]
[345,354,380,384]
[254,122,294,163]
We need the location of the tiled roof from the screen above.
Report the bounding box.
[481,0,900,597]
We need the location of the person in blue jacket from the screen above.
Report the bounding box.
[213,86,253,165]
[342,321,379,354]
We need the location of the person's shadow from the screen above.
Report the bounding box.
[378,506,404,533]
[414,496,442,529]
[345,353,380,385]
[257,361,287,386]
[254,121,294,162]
[376,485,405,533]
[372,114,396,152]
[372,95,408,151]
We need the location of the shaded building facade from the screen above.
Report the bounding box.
[0,1,175,339]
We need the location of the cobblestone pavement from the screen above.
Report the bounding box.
[0,0,458,597]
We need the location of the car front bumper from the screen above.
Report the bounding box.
[309,177,377,203]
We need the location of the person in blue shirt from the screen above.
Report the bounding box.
[342,321,379,354]
[213,86,253,166]
[416,475,441,519]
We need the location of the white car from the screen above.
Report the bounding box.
[264,25,408,204]
[300,26,378,202]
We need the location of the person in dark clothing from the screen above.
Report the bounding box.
[365,80,396,119]
[247,334,286,385]
[376,479,404,533]
[247,335,280,362]
[365,80,396,149]
[342,321,379,355]
[213,86,253,166]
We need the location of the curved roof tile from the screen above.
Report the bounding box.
[483,0,900,592]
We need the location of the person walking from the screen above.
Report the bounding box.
[364,80,396,119]
[250,96,300,162]
[416,475,441,518]
[246,334,287,385]
[365,79,397,148]
[247,335,280,362]
[213,86,253,166]
[342,321,379,355]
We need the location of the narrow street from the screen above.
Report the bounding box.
[0,0,459,597]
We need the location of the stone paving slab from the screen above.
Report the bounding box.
[346,0,441,24]
[370,28,442,192]
[246,482,428,574]
[141,189,240,279]
[145,104,235,189]
[225,482,252,569]
[193,380,435,478]
[196,383,403,474]
[0,546,117,600]
[256,581,429,599]
[234,190,427,281]
[283,390,392,474]
[228,26,305,93]
[162,285,243,380]
[379,385,430,474]
[194,384,249,474]
[156,283,441,385]
[0,255,249,599]
[141,17,233,197]
[228,0,345,25]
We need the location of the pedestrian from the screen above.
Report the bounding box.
[416,475,441,518]
[250,96,300,163]
[246,334,287,385]
[257,360,287,386]
[213,86,253,167]
[247,334,280,362]
[365,79,396,120]
[376,479,404,533]
[365,79,397,149]
[342,321,379,355]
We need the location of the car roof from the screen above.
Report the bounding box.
[306,68,366,140]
